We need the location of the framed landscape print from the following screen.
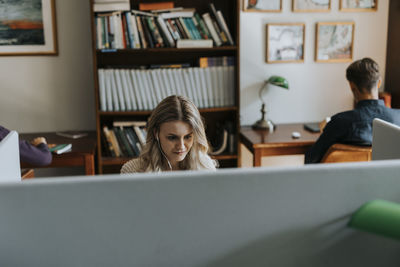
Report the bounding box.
[266,23,305,63]
[0,0,57,56]
[340,0,378,12]
[243,0,282,12]
[315,22,355,63]
[293,0,331,12]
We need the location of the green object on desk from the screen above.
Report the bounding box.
[49,144,72,154]
[348,199,400,240]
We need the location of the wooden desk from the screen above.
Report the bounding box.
[240,124,320,167]
[20,131,97,175]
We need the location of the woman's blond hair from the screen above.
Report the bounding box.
[137,95,216,172]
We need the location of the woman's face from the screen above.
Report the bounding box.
[157,120,194,167]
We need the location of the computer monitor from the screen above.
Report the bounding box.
[0,161,400,266]
[372,118,400,160]
[0,130,21,181]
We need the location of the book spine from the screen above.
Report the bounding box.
[172,18,188,39]
[121,13,129,48]
[124,12,134,48]
[135,15,147,48]
[216,10,234,45]
[154,17,171,47]
[124,127,141,156]
[176,39,212,48]
[133,125,146,146]
[202,13,222,46]
[139,2,174,11]
[212,19,228,44]
[185,17,202,40]
[157,16,175,47]
[102,16,109,48]
[178,17,193,39]
[98,69,107,111]
[148,17,165,47]
[113,127,132,157]
[165,18,181,40]
[103,125,119,157]
[113,69,127,111]
[194,13,211,40]
[129,13,141,48]
[140,17,155,48]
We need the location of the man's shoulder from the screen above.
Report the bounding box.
[330,109,356,123]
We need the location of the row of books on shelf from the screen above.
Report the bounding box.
[98,65,235,112]
[94,3,234,49]
[102,121,147,158]
[101,120,236,158]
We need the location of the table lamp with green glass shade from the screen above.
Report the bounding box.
[252,76,289,130]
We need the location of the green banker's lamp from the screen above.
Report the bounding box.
[252,75,289,130]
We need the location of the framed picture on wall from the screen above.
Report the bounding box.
[266,23,305,63]
[0,0,57,56]
[340,0,378,12]
[243,0,282,12]
[315,22,355,63]
[293,0,331,12]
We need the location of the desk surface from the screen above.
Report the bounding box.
[241,124,320,149]
[20,131,96,175]
[20,131,96,154]
[240,124,320,166]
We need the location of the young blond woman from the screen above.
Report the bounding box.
[121,95,217,173]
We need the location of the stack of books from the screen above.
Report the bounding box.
[94,3,234,49]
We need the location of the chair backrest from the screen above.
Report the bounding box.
[372,118,400,160]
[321,143,372,163]
[0,131,21,181]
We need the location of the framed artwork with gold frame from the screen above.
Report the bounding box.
[293,0,331,12]
[266,23,305,63]
[340,0,378,12]
[0,0,57,56]
[243,0,282,12]
[315,22,355,63]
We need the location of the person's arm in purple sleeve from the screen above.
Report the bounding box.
[19,137,52,166]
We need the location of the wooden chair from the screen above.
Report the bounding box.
[21,168,35,180]
[321,143,372,163]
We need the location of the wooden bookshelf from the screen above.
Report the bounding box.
[89,0,240,174]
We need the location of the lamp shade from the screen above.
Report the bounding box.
[267,76,289,89]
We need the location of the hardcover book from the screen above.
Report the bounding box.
[48,144,72,155]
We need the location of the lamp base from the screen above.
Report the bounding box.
[252,119,274,131]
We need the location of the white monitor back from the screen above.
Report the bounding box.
[0,131,21,181]
[372,118,400,160]
[0,161,400,267]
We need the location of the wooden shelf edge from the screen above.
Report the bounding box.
[97,46,238,54]
[212,154,238,160]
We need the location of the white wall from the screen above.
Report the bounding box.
[240,0,390,126]
[0,0,95,133]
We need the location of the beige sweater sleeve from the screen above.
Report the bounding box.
[120,158,142,174]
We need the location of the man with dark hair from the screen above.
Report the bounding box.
[305,57,400,164]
